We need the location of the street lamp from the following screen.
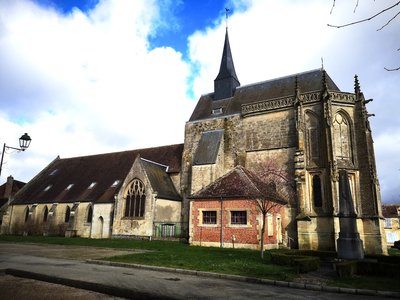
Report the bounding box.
[0,133,32,177]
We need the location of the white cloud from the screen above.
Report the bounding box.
[1,0,399,203]
[188,0,400,203]
[0,0,194,182]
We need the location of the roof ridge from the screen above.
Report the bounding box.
[238,68,323,90]
[58,143,184,160]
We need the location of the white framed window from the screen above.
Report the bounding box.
[202,211,217,225]
[384,218,392,228]
[230,210,247,225]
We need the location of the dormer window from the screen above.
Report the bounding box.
[111,180,120,187]
[88,182,97,189]
[212,108,223,115]
[66,184,74,190]
[49,169,58,176]
[44,185,52,192]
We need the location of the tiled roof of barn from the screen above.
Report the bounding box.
[190,166,287,204]
[140,158,181,201]
[12,143,183,205]
[189,69,341,121]
[382,204,400,218]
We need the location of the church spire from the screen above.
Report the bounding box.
[213,28,240,100]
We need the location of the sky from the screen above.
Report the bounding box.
[0,0,399,204]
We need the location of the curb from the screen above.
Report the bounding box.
[87,259,400,298]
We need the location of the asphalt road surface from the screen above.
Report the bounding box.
[0,242,397,299]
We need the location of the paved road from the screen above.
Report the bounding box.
[0,243,397,299]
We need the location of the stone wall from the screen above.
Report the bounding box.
[4,203,97,237]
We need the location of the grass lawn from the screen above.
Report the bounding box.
[0,235,295,281]
[1,235,400,292]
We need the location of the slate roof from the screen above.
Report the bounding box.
[193,130,224,165]
[140,158,181,201]
[190,69,340,121]
[190,165,287,204]
[12,144,183,205]
[382,204,400,218]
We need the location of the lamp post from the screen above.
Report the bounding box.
[0,133,32,177]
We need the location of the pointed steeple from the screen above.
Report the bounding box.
[214,28,240,100]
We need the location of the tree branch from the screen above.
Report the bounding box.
[377,10,400,31]
[327,1,400,29]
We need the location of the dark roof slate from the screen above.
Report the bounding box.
[190,69,340,121]
[193,130,224,165]
[191,166,287,204]
[12,144,183,205]
[382,204,400,218]
[141,159,181,201]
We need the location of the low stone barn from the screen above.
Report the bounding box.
[189,166,287,250]
[1,144,184,239]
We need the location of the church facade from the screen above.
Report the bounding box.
[1,29,387,255]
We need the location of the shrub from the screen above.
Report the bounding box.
[270,253,320,273]
[293,257,320,273]
[335,261,357,278]
[357,260,399,278]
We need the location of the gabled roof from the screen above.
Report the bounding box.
[190,165,287,204]
[140,158,181,201]
[12,144,183,205]
[190,69,340,121]
[382,204,400,218]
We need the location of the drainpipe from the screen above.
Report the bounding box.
[220,196,224,248]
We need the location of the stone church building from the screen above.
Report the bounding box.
[1,29,387,255]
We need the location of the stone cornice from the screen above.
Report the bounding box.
[241,91,356,116]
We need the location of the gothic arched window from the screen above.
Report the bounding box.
[24,206,29,223]
[65,206,71,223]
[86,205,93,223]
[124,179,146,218]
[333,113,352,161]
[43,206,49,222]
[312,175,323,208]
[305,112,320,165]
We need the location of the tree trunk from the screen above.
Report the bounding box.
[260,212,266,259]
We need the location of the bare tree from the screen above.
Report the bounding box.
[250,158,296,259]
[328,0,400,71]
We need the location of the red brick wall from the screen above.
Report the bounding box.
[191,198,283,248]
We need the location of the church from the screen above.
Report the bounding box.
[0,28,387,255]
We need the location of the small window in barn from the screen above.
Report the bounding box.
[65,206,71,223]
[202,211,217,225]
[49,169,58,176]
[86,205,93,223]
[88,182,97,189]
[66,184,74,190]
[231,211,247,225]
[44,185,52,192]
[385,218,392,228]
[24,206,29,222]
[43,206,49,222]
[111,180,120,187]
